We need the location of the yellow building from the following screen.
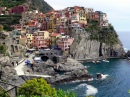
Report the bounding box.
[26,33,34,48]
[47,11,56,33]
[79,9,87,25]
[37,31,50,39]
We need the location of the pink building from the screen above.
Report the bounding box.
[57,36,74,51]
[33,31,50,49]
[59,26,65,35]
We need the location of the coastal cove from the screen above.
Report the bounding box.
[56,58,130,97]
[0,0,130,96]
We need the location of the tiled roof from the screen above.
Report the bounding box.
[51,33,59,37]
[28,25,36,27]
[74,6,82,10]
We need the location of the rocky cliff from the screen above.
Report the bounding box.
[70,31,125,60]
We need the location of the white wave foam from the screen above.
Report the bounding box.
[101,74,109,80]
[86,85,98,96]
[88,78,94,81]
[96,73,109,80]
[75,83,98,96]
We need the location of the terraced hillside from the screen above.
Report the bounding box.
[0,0,53,13]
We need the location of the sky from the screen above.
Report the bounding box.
[45,0,130,32]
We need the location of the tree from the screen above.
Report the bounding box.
[18,78,78,97]
[0,45,6,54]
[18,78,57,97]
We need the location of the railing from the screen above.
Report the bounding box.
[0,85,10,97]
[0,80,19,97]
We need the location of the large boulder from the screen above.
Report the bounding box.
[54,58,87,72]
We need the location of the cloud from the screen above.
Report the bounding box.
[45,0,130,31]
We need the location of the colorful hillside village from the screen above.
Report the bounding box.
[0,5,109,59]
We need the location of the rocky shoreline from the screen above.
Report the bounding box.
[0,57,92,89]
[0,53,128,96]
[30,58,92,85]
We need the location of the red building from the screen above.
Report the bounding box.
[55,11,62,18]
[65,11,70,18]
[9,6,28,14]
[40,22,48,31]
[74,6,82,11]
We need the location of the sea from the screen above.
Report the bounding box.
[56,31,130,97]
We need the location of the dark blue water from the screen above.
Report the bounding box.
[56,59,130,97]
[56,32,130,97]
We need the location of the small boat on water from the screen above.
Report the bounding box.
[102,59,109,62]
[96,60,100,63]
[92,60,100,64]
[92,61,96,63]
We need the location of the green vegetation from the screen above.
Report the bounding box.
[0,15,21,31]
[56,89,77,97]
[0,0,53,13]
[18,78,77,97]
[18,78,57,97]
[86,20,100,32]
[30,0,53,13]
[0,86,10,97]
[0,44,6,54]
[85,20,118,45]
[0,0,26,8]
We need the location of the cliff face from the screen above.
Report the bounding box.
[70,32,125,60]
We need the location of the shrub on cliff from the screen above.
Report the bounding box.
[57,89,77,97]
[18,78,77,97]
[18,78,57,97]
[0,45,6,54]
